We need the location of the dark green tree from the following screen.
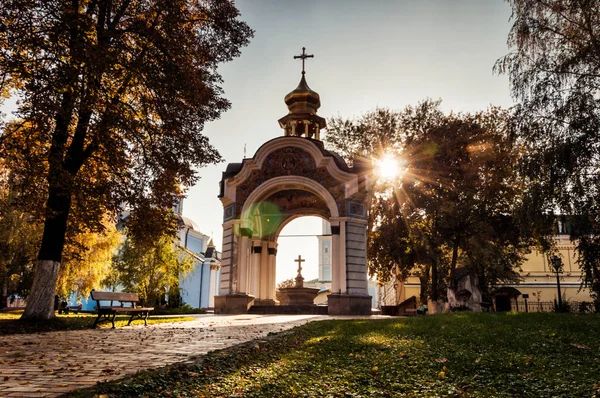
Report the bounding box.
[326,101,530,306]
[0,0,252,320]
[496,0,600,303]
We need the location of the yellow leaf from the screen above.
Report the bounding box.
[439,371,446,378]
[372,366,378,371]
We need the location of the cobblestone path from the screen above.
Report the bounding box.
[0,314,333,397]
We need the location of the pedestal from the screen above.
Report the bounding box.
[253,299,278,306]
[327,294,372,315]
[214,294,255,314]
[278,287,319,306]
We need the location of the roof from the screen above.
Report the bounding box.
[204,246,215,259]
[180,216,200,231]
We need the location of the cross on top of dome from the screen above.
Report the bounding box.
[293,47,314,75]
[278,47,327,140]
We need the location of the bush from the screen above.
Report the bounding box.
[553,298,571,313]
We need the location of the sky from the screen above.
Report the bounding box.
[1,1,516,283]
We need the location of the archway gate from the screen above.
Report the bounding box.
[216,137,372,314]
[215,56,372,314]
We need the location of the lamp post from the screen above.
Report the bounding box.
[551,255,563,311]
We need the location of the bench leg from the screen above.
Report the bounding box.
[110,312,116,329]
[92,314,101,328]
[127,311,149,326]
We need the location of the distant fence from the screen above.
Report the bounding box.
[4,297,26,309]
[514,300,596,313]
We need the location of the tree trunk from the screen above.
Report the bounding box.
[419,273,428,304]
[21,185,72,321]
[449,236,460,289]
[20,260,61,320]
[1,276,7,310]
[431,257,439,301]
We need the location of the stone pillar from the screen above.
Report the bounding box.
[339,220,347,293]
[346,220,368,295]
[250,243,262,298]
[214,221,255,314]
[328,217,371,316]
[330,220,347,294]
[238,235,250,294]
[218,223,235,295]
[257,240,275,305]
[331,221,341,294]
[267,243,278,301]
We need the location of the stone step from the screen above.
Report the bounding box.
[248,305,328,315]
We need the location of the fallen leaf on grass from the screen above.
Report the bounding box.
[571,343,589,349]
[436,357,448,363]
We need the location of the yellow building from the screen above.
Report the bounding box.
[396,234,594,312]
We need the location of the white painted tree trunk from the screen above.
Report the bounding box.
[21,260,60,321]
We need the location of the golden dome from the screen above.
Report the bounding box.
[284,75,321,115]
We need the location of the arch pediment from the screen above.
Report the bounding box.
[220,137,370,220]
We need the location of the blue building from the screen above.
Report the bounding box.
[68,199,220,311]
[176,201,221,310]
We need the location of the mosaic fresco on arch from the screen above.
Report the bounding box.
[234,146,351,218]
[266,189,330,216]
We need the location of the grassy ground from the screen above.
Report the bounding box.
[0,311,194,335]
[65,312,600,398]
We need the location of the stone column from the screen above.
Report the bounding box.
[238,235,250,294]
[267,242,278,301]
[346,220,368,295]
[250,242,262,298]
[328,218,371,315]
[218,222,235,295]
[339,220,347,294]
[330,220,341,294]
[214,222,255,314]
[259,241,275,304]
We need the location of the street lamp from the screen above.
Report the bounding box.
[551,255,563,311]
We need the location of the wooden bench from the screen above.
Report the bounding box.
[90,291,154,329]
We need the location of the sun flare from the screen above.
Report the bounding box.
[376,154,400,180]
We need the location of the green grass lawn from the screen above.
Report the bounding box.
[66,312,600,398]
[0,310,194,335]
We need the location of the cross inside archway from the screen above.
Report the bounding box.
[293,47,314,75]
[294,255,305,275]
